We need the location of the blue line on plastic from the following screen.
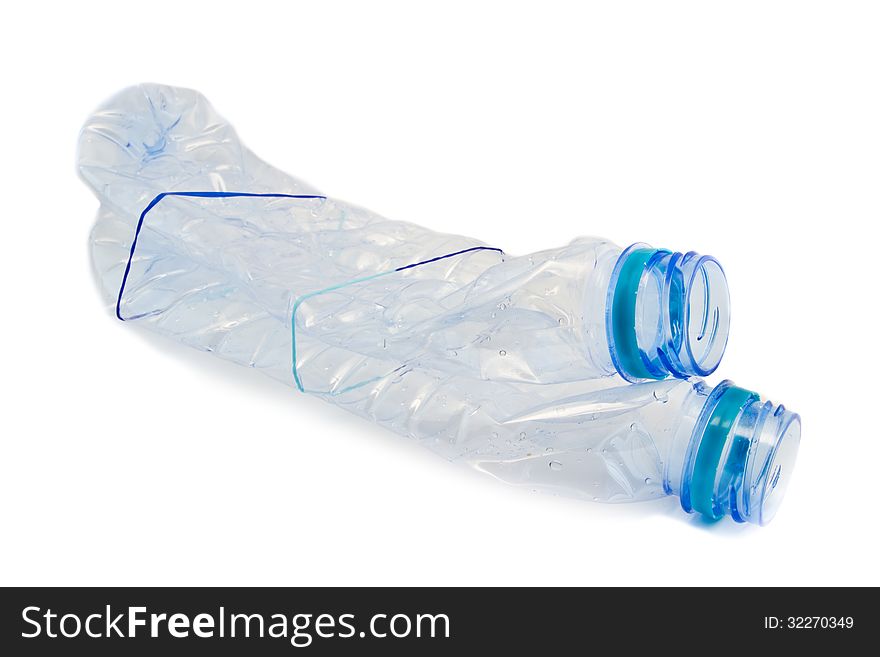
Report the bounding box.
[291,246,504,392]
[394,246,503,272]
[118,191,503,394]
[116,191,327,321]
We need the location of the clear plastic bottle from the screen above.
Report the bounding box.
[328,372,801,526]
[79,83,730,390]
[79,84,801,522]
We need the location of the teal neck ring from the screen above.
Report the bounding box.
[683,382,759,520]
[606,244,668,381]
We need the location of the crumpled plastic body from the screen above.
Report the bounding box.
[79,85,798,523]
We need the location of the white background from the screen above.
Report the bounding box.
[1,1,878,586]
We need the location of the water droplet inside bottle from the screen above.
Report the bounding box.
[585,447,592,453]
[544,447,553,453]
[630,423,637,431]
[499,350,507,356]
[652,390,669,403]
[519,432,527,440]
[549,461,563,471]
[644,477,653,485]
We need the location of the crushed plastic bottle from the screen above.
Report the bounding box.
[79,84,730,390]
[78,84,799,523]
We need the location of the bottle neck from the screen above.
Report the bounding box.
[605,244,730,381]
[667,380,802,525]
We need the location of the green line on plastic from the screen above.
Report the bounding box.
[290,270,393,392]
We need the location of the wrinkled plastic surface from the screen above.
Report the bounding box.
[80,84,631,395]
[79,84,792,520]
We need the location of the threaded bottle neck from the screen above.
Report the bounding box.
[606,244,730,381]
[679,381,802,525]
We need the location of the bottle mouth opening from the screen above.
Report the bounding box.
[606,245,730,381]
[748,409,802,526]
[677,254,729,377]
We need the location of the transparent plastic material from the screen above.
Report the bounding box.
[79,84,730,390]
[79,84,798,522]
